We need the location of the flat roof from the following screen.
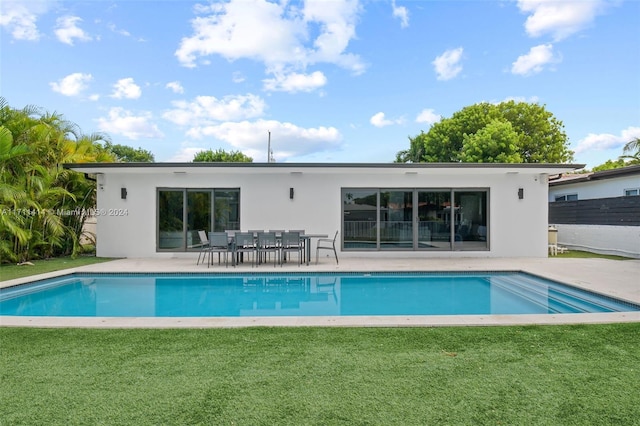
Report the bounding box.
[65,162,584,175]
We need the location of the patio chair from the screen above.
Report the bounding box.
[289,229,306,263]
[233,232,257,267]
[207,232,232,268]
[256,231,279,267]
[196,230,211,265]
[316,230,339,265]
[280,231,303,267]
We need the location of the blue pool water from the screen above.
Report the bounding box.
[1,272,637,317]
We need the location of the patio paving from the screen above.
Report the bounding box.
[2,256,639,328]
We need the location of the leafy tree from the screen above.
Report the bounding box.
[0,97,114,263]
[193,148,253,162]
[104,141,155,162]
[396,101,573,163]
[591,159,628,172]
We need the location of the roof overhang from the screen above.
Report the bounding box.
[64,162,585,176]
[550,164,640,187]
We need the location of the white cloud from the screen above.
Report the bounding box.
[498,96,540,104]
[391,0,409,28]
[415,109,441,125]
[511,44,559,76]
[111,78,142,99]
[517,0,607,41]
[97,107,164,140]
[0,0,50,41]
[263,71,327,93]
[163,94,266,126]
[55,16,92,45]
[370,112,403,128]
[49,73,93,96]
[168,144,207,162]
[107,23,131,37]
[574,127,640,154]
[166,81,184,94]
[175,0,365,78]
[185,119,342,162]
[232,72,246,83]
[432,47,463,81]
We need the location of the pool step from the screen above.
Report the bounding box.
[489,275,619,314]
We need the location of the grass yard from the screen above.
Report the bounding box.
[0,256,113,282]
[554,250,633,260]
[1,324,639,425]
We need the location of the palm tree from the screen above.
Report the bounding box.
[0,98,115,263]
[620,137,640,164]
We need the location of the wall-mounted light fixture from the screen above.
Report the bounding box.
[518,188,524,200]
[121,188,128,200]
[289,187,294,199]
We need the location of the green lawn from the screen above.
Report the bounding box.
[554,250,632,260]
[0,256,113,282]
[1,325,639,425]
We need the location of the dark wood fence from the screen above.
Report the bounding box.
[549,196,640,226]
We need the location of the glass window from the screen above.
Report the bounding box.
[214,190,240,231]
[342,188,489,252]
[343,189,377,249]
[454,191,488,250]
[555,194,577,202]
[380,190,413,249]
[158,190,184,250]
[417,191,451,250]
[624,188,639,196]
[157,188,240,251]
[187,191,211,250]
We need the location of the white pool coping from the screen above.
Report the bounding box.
[2,257,640,328]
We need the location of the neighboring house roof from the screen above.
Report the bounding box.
[549,164,640,187]
[64,162,583,175]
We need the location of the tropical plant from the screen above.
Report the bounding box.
[0,97,114,263]
[620,137,640,164]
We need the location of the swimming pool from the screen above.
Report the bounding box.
[1,272,638,317]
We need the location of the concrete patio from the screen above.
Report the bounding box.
[2,256,639,328]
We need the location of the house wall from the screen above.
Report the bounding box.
[94,168,551,259]
[552,224,640,259]
[549,174,640,201]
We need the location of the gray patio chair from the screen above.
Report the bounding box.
[280,231,303,267]
[233,232,256,267]
[288,230,306,263]
[207,232,231,268]
[196,230,211,265]
[316,230,339,265]
[256,231,279,267]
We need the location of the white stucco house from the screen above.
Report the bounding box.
[548,164,640,202]
[65,162,582,260]
[548,164,640,258]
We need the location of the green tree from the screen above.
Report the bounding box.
[620,137,640,164]
[0,97,113,263]
[104,141,155,162]
[396,101,573,163]
[591,158,628,172]
[193,148,253,162]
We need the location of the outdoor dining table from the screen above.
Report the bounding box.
[224,231,328,266]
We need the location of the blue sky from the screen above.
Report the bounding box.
[1,0,639,168]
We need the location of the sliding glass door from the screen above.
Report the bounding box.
[380,190,413,249]
[157,188,240,252]
[416,190,452,250]
[342,188,489,251]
